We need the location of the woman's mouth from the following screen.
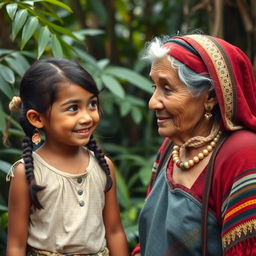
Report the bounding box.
[156,116,172,124]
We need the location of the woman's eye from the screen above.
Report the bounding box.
[164,86,172,93]
[67,105,78,112]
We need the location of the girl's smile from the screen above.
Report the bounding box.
[73,127,91,137]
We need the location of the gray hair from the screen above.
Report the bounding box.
[143,37,214,95]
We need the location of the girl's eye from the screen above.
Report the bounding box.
[67,105,78,112]
[88,100,98,109]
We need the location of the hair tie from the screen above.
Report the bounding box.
[9,96,22,112]
[3,96,22,146]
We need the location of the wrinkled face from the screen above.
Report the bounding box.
[41,83,100,147]
[149,57,210,144]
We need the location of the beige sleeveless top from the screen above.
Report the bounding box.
[10,150,107,254]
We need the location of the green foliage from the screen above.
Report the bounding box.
[2,0,235,253]
[105,66,153,94]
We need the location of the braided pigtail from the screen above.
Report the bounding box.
[87,135,112,192]
[20,115,45,209]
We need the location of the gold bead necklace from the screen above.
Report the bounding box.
[172,131,222,170]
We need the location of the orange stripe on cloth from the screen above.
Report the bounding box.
[224,199,256,221]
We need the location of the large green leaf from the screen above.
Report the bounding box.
[8,128,24,137]
[55,39,72,59]
[101,74,125,98]
[4,56,21,76]
[131,106,142,124]
[120,101,131,116]
[0,49,12,56]
[105,66,153,93]
[76,49,99,71]
[139,166,153,186]
[124,224,139,242]
[21,16,39,49]
[38,26,51,58]
[0,148,21,156]
[6,3,18,20]
[36,6,63,23]
[101,98,113,115]
[37,0,73,12]
[12,52,31,71]
[51,34,63,57]
[126,95,145,107]
[48,22,79,41]
[73,29,105,39]
[97,59,110,70]
[0,64,15,84]
[91,73,103,91]
[5,53,30,77]
[12,9,28,40]
[115,168,131,208]
[0,76,13,99]
[0,160,12,174]
[0,205,8,211]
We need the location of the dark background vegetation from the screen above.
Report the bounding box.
[0,0,255,254]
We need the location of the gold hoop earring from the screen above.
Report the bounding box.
[32,129,41,145]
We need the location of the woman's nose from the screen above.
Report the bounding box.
[148,91,163,110]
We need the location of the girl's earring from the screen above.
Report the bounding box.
[32,129,41,145]
[204,105,212,120]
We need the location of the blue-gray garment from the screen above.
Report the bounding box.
[138,160,222,256]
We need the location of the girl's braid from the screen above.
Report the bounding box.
[21,117,45,209]
[87,135,112,192]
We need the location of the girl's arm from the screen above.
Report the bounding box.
[6,163,30,256]
[103,157,129,256]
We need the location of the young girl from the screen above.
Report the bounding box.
[6,58,129,256]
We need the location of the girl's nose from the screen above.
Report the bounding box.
[79,111,92,124]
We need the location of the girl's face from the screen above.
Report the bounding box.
[149,57,210,144]
[41,83,100,148]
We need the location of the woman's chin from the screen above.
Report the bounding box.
[158,128,173,138]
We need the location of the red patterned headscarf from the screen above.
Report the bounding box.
[163,34,256,131]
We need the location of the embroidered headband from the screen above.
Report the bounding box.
[163,38,208,75]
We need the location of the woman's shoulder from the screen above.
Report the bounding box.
[220,129,256,155]
[212,130,256,212]
[214,129,256,178]
[226,129,256,143]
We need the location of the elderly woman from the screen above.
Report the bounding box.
[132,34,256,256]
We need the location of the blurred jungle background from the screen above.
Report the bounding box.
[0,0,255,254]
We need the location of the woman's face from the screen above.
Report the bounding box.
[149,56,211,144]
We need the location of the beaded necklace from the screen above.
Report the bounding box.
[172,131,222,170]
